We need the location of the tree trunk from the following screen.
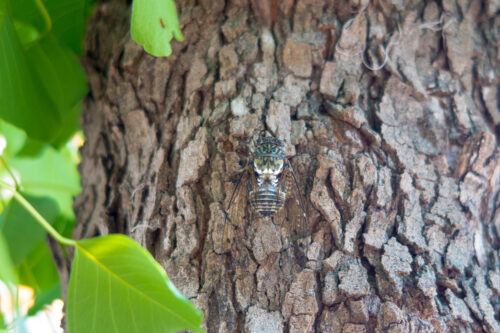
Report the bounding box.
[75,0,500,331]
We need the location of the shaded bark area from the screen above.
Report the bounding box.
[76,0,500,331]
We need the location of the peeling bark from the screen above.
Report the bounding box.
[75,0,500,332]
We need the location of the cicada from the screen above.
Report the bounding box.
[221,133,309,261]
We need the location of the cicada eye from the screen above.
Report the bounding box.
[253,158,262,172]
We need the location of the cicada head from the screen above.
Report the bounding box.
[251,136,286,178]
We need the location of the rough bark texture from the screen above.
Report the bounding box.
[75,0,500,332]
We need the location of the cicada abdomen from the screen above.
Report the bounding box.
[221,133,309,261]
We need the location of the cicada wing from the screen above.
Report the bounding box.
[222,168,251,253]
[274,163,309,255]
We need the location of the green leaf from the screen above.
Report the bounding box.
[0,1,88,144]
[13,20,43,45]
[49,102,82,148]
[85,0,97,19]
[25,34,88,128]
[0,311,6,330]
[131,0,183,57]
[0,4,62,142]
[0,233,17,285]
[27,283,60,316]
[23,34,87,145]
[43,0,90,54]
[0,190,65,321]
[0,194,59,265]
[0,120,28,157]
[52,214,76,239]
[10,0,51,45]
[19,242,61,316]
[19,242,60,292]
[7,145,80,218]
[67,234,205,333]
[15,139,45,158]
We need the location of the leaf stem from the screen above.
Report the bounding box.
[0,180,76,246]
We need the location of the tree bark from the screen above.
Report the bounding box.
[75,0,500,332]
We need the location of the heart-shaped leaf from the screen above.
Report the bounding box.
[66,234,205,333]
